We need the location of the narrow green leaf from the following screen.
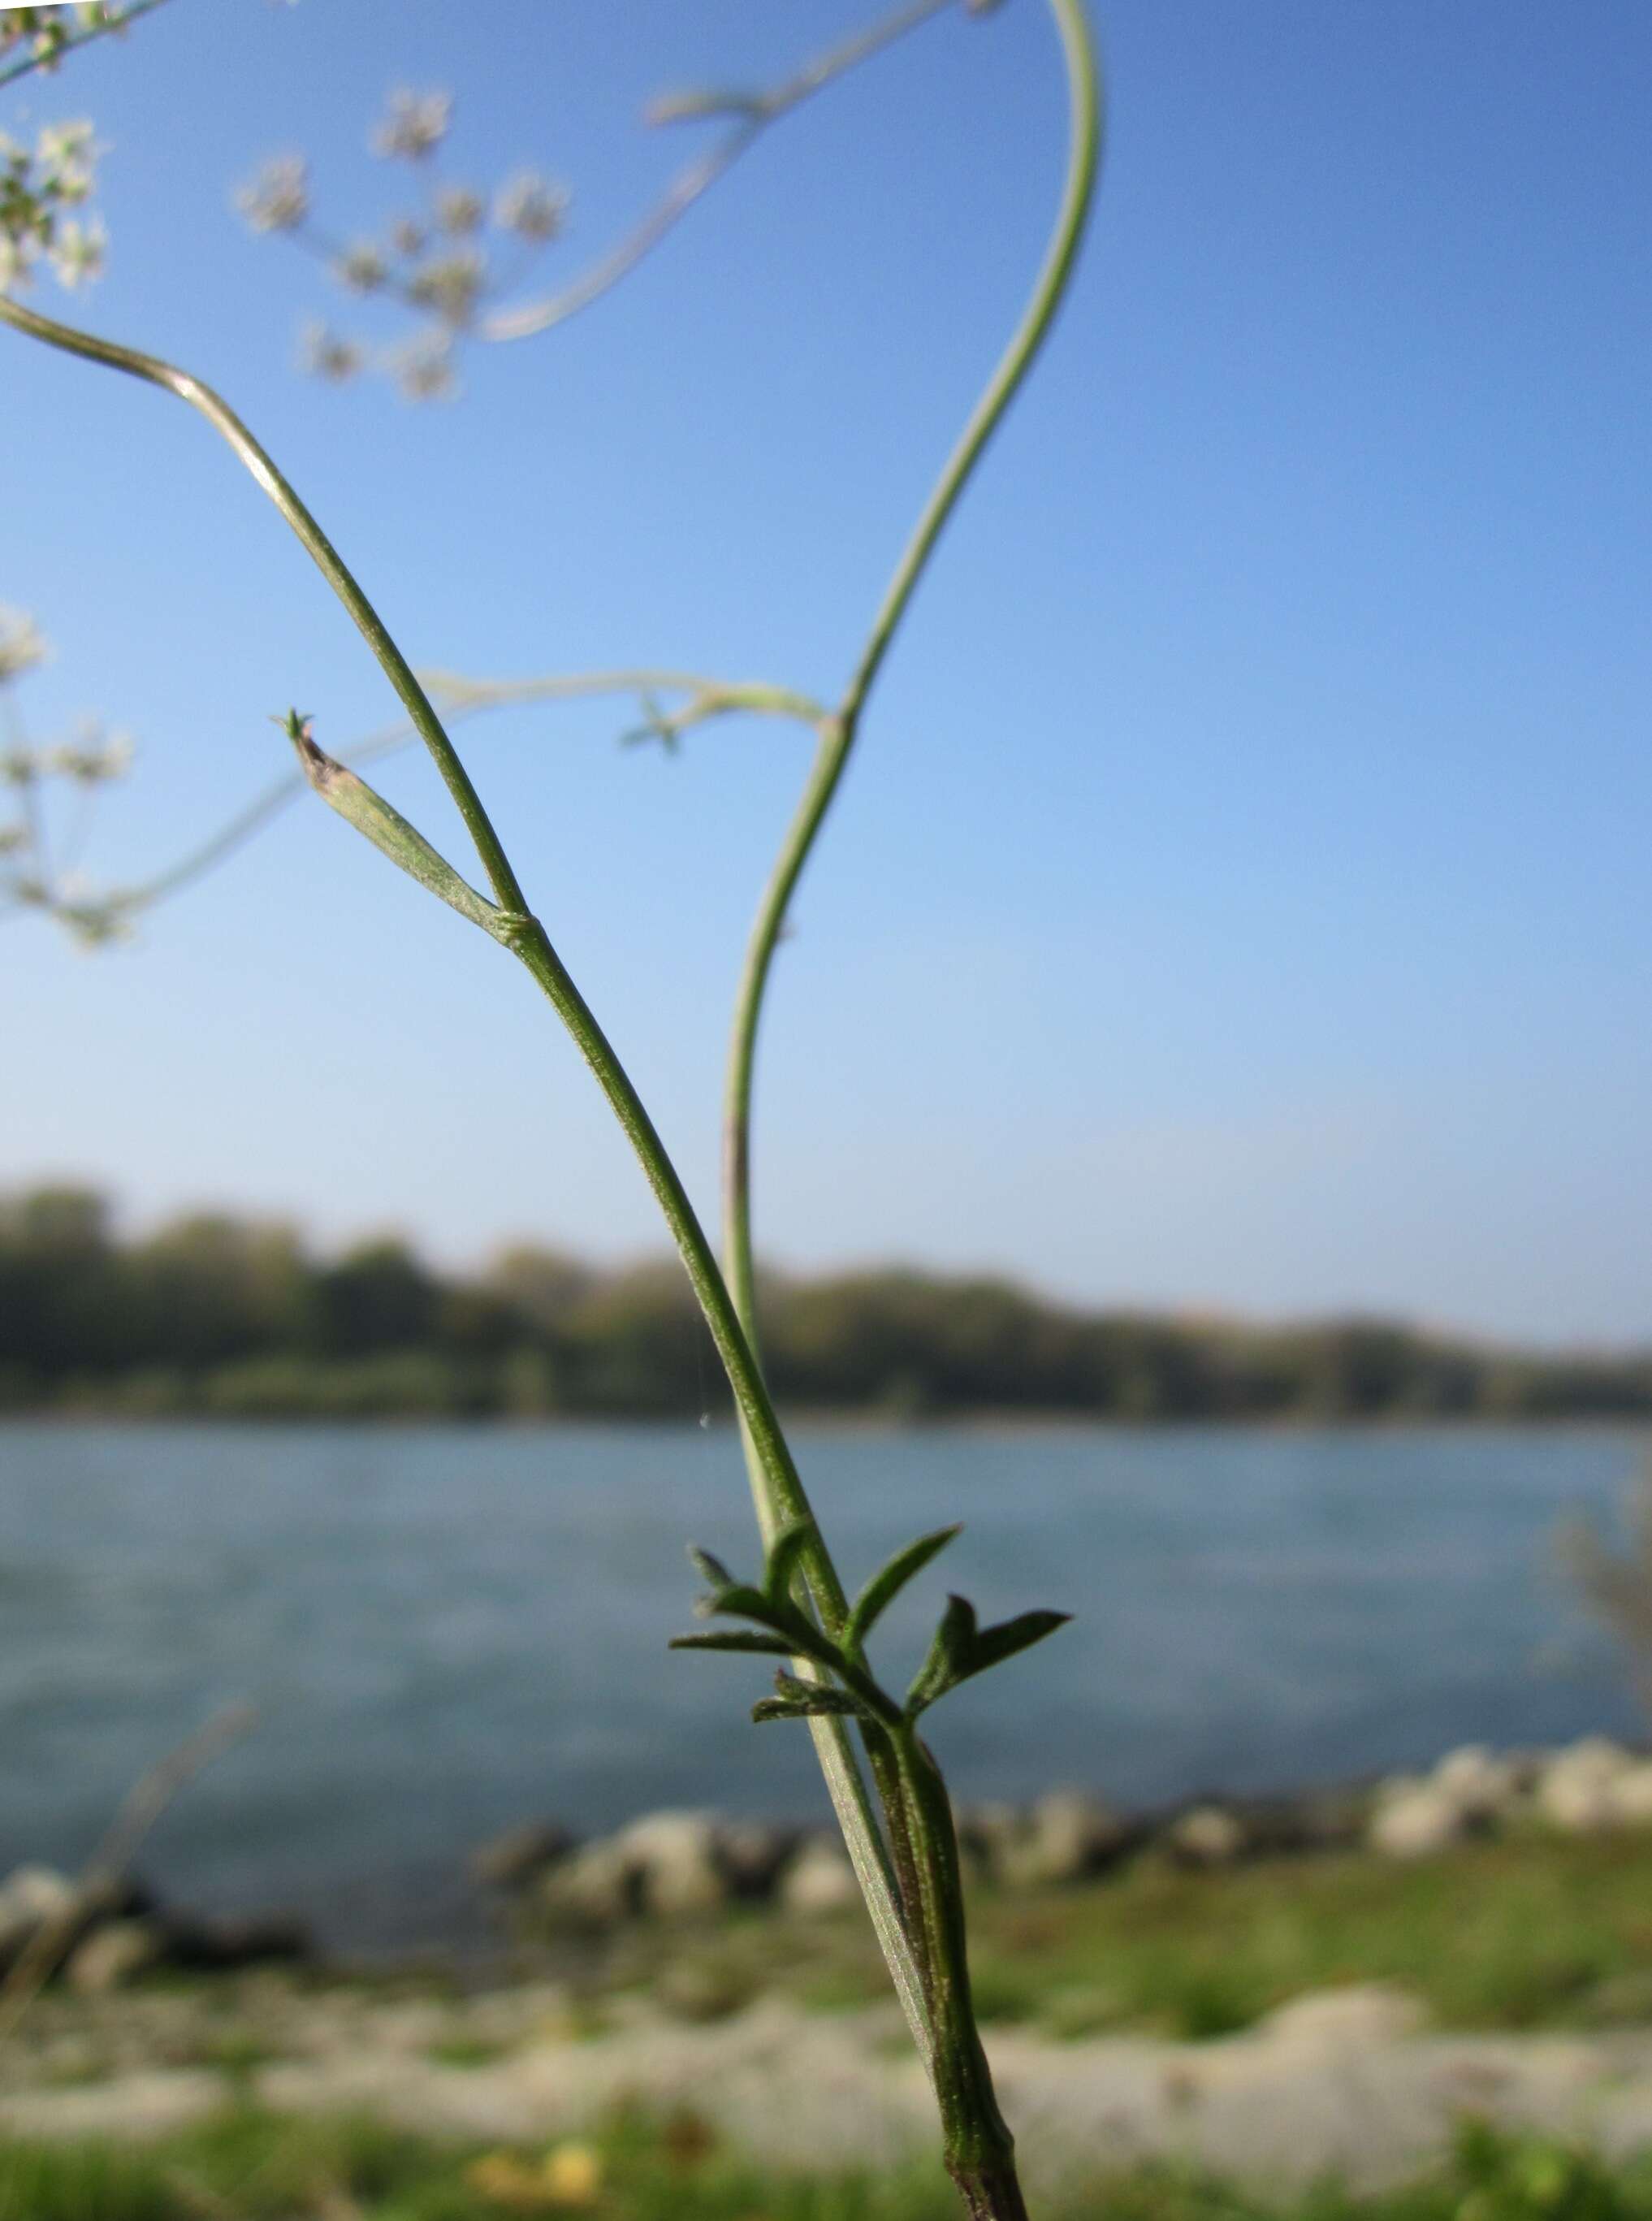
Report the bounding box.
[763,1517,815,1608]
[686,1543,736,1592]
[905,1594,1070,1717]
[967,1608,1072,1678]
[846,1524,962,1651]
[753,1687,862,1724]
[691,1579,772,1624]
[906,1591,976,1717]
[668,1630,798,1657]
[283,712,507,938]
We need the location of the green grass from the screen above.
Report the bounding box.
[622,1826,1652,2043]
[5,2112,1652,2221]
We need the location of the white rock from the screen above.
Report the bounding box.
[66,1919,163,1994]
[613,1811,730,1919]
[1538,1737,1636,1834]
[1430,1744,1526,1821]
[1608,1760,1652,1826]
[1369,1782,1474,1858]
[1260,1983,1428,2049]
[779,1835,860,1916]
[1168,1804,1247,1866]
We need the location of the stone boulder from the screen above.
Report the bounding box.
[1165,1803,1248,1867]
[66,1918,165,1994]
[778,1834,860,1916]
[960,1792,1133,1888]
[1537,1737,1637,1834]
[1369,1779,1476,1858]
[470,1820,578,1891]
[0,1865,81,1972]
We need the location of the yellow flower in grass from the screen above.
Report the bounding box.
[543,2141,603,2206]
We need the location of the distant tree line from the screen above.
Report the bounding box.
[1,1187,1648,1423]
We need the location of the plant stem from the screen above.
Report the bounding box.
[0,294,528,923]
[0,0,172,92]
[716,2,1101,2206]
[0,275,933,2066]
[720,0,1101,1332]
[482,0,959,344]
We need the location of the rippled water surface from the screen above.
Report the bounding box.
[2,1422,1646,1945]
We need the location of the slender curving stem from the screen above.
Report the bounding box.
[716,2,1101,2207]
[483,0,958,344]
[0,0,173,93]
[720,0,1102,1336]
[0,280,930,2074]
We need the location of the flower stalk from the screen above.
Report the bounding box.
[2,2,1101,2206]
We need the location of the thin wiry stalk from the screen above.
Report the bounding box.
[716,2,1101,2204]
[721,0,1103,1336]
[482,0,958,344]
[67,670,823,931]
[0,283,930,2074]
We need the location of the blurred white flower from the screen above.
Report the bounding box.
[300,320,365,383]
[36,119,98,201]
[0,233,33,293]
[435,184,484,236]
[408,248,486,328]
[370,88,452,161]
[0,608,50,686]
[494,171,569,242]
[388,216,427,258]
[236,154,309,234]
[335,239,387,292]
[392,335,457,403]
[41,723,132,781]
[50,214,106,288]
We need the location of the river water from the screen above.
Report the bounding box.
[2,1422,1646,1947]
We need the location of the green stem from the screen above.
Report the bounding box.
[482,0,958,345]
[0,273,936,2061]
[720,0,1101,1331]
[0,293,527,920]
[0,280,932,2078]
[897,1727,1025,2220]
[716,2,1101,2206]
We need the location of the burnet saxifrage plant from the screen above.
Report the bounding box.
[1,4,1101,2211]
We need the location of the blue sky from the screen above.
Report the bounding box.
[2,0,1649,1344]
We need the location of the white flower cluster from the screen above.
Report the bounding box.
[235,84,571,400]
[236,153,308,235]
[370,87,452,162]
[0,119,106,293]
[0,604,49,685]
[0,608,138,949]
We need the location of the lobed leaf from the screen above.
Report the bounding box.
[906,1593,1070,1717]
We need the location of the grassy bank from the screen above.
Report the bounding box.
[560,1825,1652,2042]
[2,2111,1650,2221]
